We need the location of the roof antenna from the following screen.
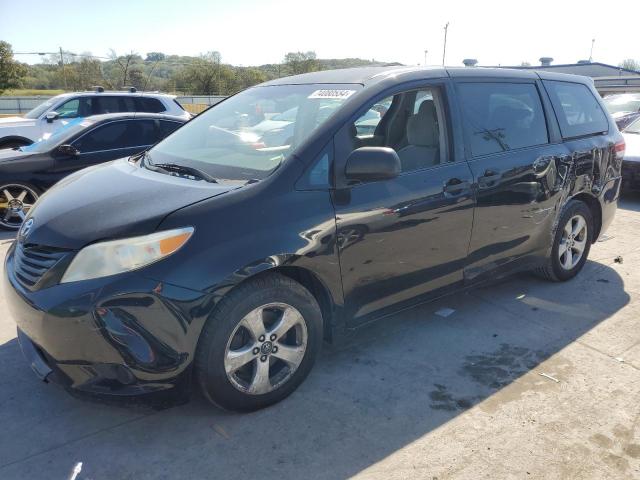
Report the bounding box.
[589,38,595,63]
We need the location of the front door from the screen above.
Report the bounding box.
[332,84,475,326]
[52,119,157,181]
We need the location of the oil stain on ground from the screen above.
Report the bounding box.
[428,343,549,412]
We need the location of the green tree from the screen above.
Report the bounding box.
[177,51,224,94]
[0,41,28,94]
[620,59,640,72]
[145,52,166,62]
[283,51,319,75]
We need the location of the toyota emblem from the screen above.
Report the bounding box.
[19,218,34,241]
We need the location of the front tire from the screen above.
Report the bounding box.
[0,183,39,230]
[537,200,593,282]
[195,273,322,411]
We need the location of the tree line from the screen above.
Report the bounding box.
[0,42,392,95]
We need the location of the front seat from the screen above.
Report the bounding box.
[397,101,439,172]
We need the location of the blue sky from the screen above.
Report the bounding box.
[1,0,638,68]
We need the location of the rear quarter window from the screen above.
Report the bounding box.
[543,80,608,138]
[134,97,166,113]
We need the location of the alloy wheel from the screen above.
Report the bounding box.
[224,302,308,395]
[0,185,38,230]
[558,214,588,270]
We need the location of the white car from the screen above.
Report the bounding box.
[0,88,191,149]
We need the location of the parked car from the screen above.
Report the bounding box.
[0,88,190,149]
[4,67,623,412]
[603,93,640,131]
[621,116,640,190]
[0,113,186,229]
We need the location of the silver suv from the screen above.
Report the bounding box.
[0,88,191,149]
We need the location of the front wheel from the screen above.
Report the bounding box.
[195,273,322,411]
[0,183,39,230]
[537,200,593,282]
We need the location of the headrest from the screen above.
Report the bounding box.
[490,105,530,125]
[407,111,438,147]
[417,99,436,119]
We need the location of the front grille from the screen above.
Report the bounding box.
[14,243,71,289]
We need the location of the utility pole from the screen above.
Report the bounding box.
[424,49,428,65]
[442,22,449,66]
[59,47,68,90]
[589,38,595,62]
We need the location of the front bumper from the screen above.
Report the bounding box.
[622,160,640,191]
[3,243,207,398]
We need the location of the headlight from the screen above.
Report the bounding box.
[61,227,194,283]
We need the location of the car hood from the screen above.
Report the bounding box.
[23,158,239,249]
[623,132,640,162]
[0,116,35,128]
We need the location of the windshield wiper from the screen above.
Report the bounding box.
[148,162,219,183]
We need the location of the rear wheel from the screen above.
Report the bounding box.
[537,200,593,281]
[0,183,38,230]
[195,273,322,411]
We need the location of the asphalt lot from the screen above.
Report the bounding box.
[0,195,639,480]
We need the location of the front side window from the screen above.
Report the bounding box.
[343,88,445,174]
[544,81,608,138]
[458,82,548,157]
[73,121,133,153]
[55,99,80,118]
[148,84,361,181]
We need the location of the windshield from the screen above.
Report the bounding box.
[148,84,361,181]
[604,95,640,115]
[20,118,95,153]
[24,100,54,119]
[625,117,640,134]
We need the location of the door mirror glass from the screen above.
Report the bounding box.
[45,112,59,123]
[58,144,80,156]
[345,147,400,183]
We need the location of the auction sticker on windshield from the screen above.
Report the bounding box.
[308,89,356,99]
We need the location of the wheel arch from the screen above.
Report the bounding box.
[0,136,33,148]
[212,261,338,343]
[569,192,602,242]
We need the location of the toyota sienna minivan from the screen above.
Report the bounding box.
[4,66,623,411]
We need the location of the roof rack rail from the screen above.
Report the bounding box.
[93,86,105,93]
[123,86,137,93]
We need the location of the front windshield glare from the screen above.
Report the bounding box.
[604,95,640,115]
[149,84,361,181]
[24,100,55,119]
[625,118,640,134]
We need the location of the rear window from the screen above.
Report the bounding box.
[544,81,608,138]
[134,97,166,113]
[458,82,548,157]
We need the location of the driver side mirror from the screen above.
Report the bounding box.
[45,112,59,123]
[345,147,401,183]
[58,144,79,156]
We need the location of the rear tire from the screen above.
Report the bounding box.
[195,273,322,411]
[537,200,593,282]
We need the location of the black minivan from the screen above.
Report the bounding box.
[4,67,624,411]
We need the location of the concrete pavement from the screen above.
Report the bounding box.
[0,195,639,479]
